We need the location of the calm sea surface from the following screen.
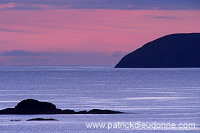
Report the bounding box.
[0,66,199,133]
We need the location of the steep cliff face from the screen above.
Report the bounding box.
[115,33,200,68]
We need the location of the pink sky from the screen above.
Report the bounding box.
[0,9,200,65]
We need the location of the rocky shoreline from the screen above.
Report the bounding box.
[0,99,123,114]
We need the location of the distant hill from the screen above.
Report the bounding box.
[115,33,200,68]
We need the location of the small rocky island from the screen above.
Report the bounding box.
[115,33,200,68]
[0,99,123,114]
[27,118,58,121]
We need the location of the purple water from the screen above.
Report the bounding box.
[0,66,199,132]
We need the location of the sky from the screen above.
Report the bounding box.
[0,0,200,65]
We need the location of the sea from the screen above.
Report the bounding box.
[0,65,199,133]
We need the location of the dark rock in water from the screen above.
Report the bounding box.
[0,108,17,114]
[0,99,62,114]
[88,109,123,114]
[14,99,62,114]
[27,118,58,121]
[10,119,21,121]
[76,110,88,114]
[75,109,123,114]
[0,99,124,114]
[115,33,200,68]
[15,99,56,111]
[62,109,76,114]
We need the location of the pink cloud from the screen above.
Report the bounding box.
[0,3,17,10]
[0,9,200,65]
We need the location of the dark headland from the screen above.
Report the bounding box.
[0,99,123,114]
[115,33,200,68]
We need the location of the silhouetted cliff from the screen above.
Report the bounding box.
[115,33,200,68]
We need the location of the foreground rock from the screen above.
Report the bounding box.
[0,99,62,114]
[27,118,58,121]
[0,99,123,114]
[115,33,200,68]
[88,109,123,114]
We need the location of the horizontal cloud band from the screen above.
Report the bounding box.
[0,50,127,65]
[0,0,200,10]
